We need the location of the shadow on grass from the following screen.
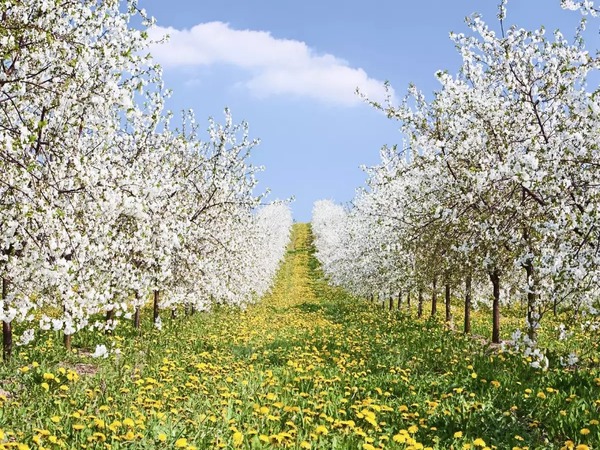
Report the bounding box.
[294,302,323,313]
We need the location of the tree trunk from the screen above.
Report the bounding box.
[389,294,393,310]
[153,290,160,323]
[524,261,538,342]
[62,304,72,350]
[417,289,423,318]
[445,282,451,323]
[489,269,501,344]
[63,333,72,351]
[464,274,472,334]
[397,289,402,310]
[407,290,411,308]
[2,278,12,362]
[171,308,177,319]
[134,307,141,329]
[431,275,438,318]
[105,308,115,334]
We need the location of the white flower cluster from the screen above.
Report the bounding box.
[0,0,292,355]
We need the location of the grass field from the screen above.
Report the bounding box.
[0,224,599,449]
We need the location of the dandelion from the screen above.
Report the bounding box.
[232,431,243,447]
[315,425,328,435]
[175,438,188,447]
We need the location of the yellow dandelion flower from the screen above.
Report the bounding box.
[454,431,463,438]
[580,428,590,435]
[175,438,188,448]
[315,425,328,435]
[473,438,486,447]
[393,433,407,443]
[232,432,243,447]
[123,431,135,440]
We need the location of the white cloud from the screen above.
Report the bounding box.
[148,22,394,106]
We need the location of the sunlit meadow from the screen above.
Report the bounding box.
[0,224,598,450]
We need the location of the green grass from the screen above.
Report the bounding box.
[0,224,599,450]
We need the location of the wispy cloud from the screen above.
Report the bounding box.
[148,22,394,106]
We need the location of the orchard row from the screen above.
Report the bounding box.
[312,1,600,367]
[0,0,292,360]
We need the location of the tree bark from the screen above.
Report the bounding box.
[417,288,423,318]
[153,290,160,322]
[2,278,12,362]
[464,274,472,334]
[105,308,115,334]
[407,290,411,308]
[431,275,438,318]
[63,333,72,351]
[445,282,451,323]
[489,269,501,344]
[524,261,538,342]
[389,294,393,310]
[134,307,141,329]
[397,289,402,310]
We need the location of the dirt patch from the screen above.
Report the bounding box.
[72,363,98,376]
[0,388,13,399]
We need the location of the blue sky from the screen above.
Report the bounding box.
[140,1,598,222]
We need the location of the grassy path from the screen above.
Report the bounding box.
[1,224,599,449]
